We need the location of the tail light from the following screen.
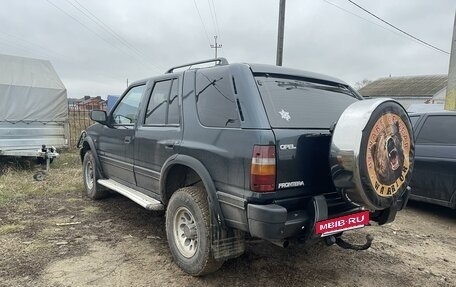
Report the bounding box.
[250,145,276,192]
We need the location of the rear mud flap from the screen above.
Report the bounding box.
[304,195,328,240]
[211,213,245,260]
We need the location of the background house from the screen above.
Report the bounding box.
[68,96,106,111]
[358,75,448,109]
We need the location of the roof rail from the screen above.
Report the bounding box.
[166,58,229,74]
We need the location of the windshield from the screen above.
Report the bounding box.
[255,75,359,129]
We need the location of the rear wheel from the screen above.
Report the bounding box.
[83,150,108,200]
[166,186,223,276]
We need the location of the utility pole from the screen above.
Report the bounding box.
[445,11,456,111]
[276,0,286,66]
[210,36,222,59]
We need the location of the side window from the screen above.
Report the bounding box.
[144,79,180,125]
[112,85,145,124]
[168,79,179,125]
[145,80,172,125]
[417,115,456,144]
[195,67,240,128]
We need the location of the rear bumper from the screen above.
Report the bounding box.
[247,195,349,240]
[247,204,308,240]
[246,189,411,240]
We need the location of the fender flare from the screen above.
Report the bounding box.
[160,154,226,228]
[80,135,105,178]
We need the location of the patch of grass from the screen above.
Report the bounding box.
[0,150,83,205]
[16,202,37,213]
[0,223,26,235]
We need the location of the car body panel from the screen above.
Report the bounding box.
[409,111,456,208]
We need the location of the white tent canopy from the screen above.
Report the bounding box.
[0,54,67,122]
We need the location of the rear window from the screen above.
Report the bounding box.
[255,75,358,129]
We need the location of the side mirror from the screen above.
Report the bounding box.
[90,110,108,125]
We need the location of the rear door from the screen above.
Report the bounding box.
[97,84,145,185]
[254,75,359,196]
[134,77,182,194]
[411,115,456,205]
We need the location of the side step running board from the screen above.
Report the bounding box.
[98,179,164,211]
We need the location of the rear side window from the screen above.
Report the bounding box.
[417,115,456,144]
[195,67,240,128]
[255,76,358,129]
[168,80,179,125]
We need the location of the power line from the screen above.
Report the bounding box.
[321,0,424,46]
[322,1,398,34]
[0,30,68,60]
[207,0,219,36]
[69,0,165,71]
[0,29,128,82]
[45,0,116,50]
[193,0,212,45]
[0,36,53,60]
[45,0,161,73]
[210,0,221,37]
[346,0,449,55]
[64,0,163,72]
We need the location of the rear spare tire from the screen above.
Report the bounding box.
[330,99,414,210]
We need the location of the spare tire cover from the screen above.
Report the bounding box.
[330,98,414,210]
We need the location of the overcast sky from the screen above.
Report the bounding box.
[0,0,455,98]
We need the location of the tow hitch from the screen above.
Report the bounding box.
[33,145,59,181]
[325,234,374,251]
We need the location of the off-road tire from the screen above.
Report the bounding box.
[83,150,109,200]
[358,101,414,209]
[330,99,414,210]
[166,186,223,276]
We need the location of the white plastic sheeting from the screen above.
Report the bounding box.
[0,54,68,122]
[0,54,69,155]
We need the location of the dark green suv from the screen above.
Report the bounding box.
[79,58,415,275]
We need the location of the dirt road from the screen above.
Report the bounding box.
[1,188,455,287]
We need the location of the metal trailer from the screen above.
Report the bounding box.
[0,54,69,176]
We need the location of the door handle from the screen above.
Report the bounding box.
[164,140,176,149]
[124,136,132,144]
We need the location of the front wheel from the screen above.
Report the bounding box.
[82,150,108,200]
[166,186,223,276]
